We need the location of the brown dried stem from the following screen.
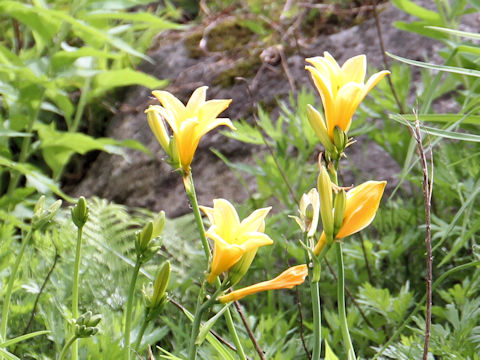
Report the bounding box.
[412,119,433,360]
[234,300,266,360]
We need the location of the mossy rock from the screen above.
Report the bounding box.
[212,54,262,88]
[184,19,256,58]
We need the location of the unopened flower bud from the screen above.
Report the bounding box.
[71,197,89,229]
[333,190,346,236]
[137,222,153,253]
[317,165,333,239]
[150,261,170,309]
[333,126,346,152]
[32,197,62,230]
[229,249,257,286]
[152,211,165,239]
[306,105,335,153]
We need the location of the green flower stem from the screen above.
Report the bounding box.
[310,278,321,359]
[58,335,78,360]
[71,226,84,360]
[183,172,246,360]
[134,314,149,351]
[187,281,207,360]
[1,227,34,340]
[335,242,355,360]
[124,261,142,360]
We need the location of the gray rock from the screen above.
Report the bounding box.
[70,2,474,216]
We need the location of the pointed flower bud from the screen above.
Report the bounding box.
[333,126,348,154]
[32,196,62,230]
[317,165,334,240]
[219,265,308,303]
[71,196,89,229]
[137,222,153,254]
[149,261,170,309]
[74,311,102,338]
[306,105,335,153]
[228,248,257,286]
[333,189,346,236]
[152,211,165,239]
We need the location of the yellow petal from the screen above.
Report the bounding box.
[152,90,186,129]
[313,232,327,256]
[334,82,363,133]
[336,181,386,239]
[212,199,240,240]
[219,264,308,303]
[146,106,170,152]
[361,70,390,100]
[198,99,233,124]
[186,86,207,115]
[195,118,236,140]
[237,232,273,248]
[238,207,271,234]
[176,117,201,170]
[207,235,245,283]
[340,54,366,85]
[199,205,214,224]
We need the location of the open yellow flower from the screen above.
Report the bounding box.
[145,86,234,172]
[218,264,308,303]
[200,199,273,284]
[314,181,386,255]
[306,52,389,140]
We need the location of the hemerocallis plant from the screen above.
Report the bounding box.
[290,188,320,238]
[145,86,234,173]
[200,199,273,284]
[218,264,308,303]
[314,180,386,255]
[305,52,389,143]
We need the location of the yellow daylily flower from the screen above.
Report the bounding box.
[218,264,308,303]
[314,181,386,255]
[305,52,389,140]
[200,199,273,284]
[145,86,234,173]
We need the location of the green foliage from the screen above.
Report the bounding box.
[0,0,178,206]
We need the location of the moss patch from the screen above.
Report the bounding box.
[212,54,262,88]
[184,18,256,58]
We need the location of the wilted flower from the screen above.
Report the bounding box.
[218,264,308,303]
[200,199,273,284]
[146,86,234,173]
[314,180,386,255]
[290,188,320,238]
[306,52,389,141]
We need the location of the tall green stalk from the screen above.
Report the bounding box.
[310,279,321,359]
[71,226,84,360]
[1,228,34,340]
[58,336,78,360]
[335,242,355,360]
[124,261,141,360]
[183,172,246,360]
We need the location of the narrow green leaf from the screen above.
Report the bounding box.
[388,52,480,78]
[399,114,480,125]
[180,306,235,359]
[81,11,184,29]
[390,0,441,21]
[0,348,20,360]
[196,304,231,346]
[0,330,50,347]
[426,26,480,40]
[88,69,167,99]
[33,7,154,63]
[439,217,480,267]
